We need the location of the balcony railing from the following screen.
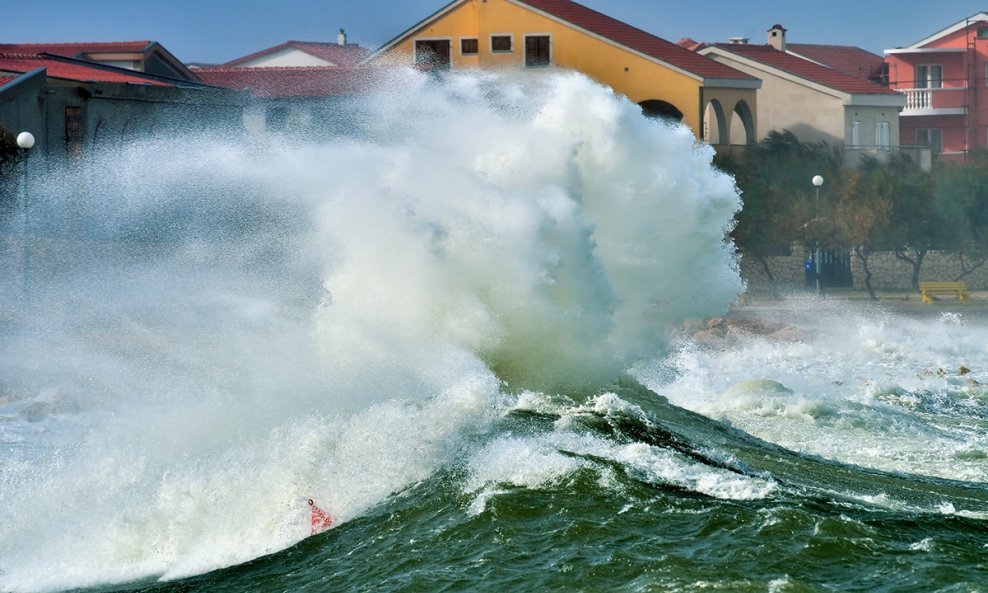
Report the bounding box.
[900,87,967,114]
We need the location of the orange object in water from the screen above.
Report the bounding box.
[308,498,333,535]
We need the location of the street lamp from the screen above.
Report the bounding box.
[17,131,35,307]
[16,131,35,150]
[811,174,824,294]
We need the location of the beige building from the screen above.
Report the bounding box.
[697,26,908,166]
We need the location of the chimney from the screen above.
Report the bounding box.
[338,28,347,46]
[767,24,786,51]
[728,37,749,45]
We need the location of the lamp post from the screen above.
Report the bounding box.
[16,131,35,307]
[811,174,824,295]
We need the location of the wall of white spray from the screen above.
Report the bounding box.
[0,69,742,592]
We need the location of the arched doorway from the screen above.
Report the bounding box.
[703,99,728,144]
[639,99,684,122]
[731,100,756,145]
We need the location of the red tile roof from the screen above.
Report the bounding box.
[224,41,371,68]
[194,66,378,97]
[513,0,755,81]
[786,43,884,81]
[0,74,17,87]
[0,41,153,56]
[0,53,171,86]
[710,44,897,94]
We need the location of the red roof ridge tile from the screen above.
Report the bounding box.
[0,53,175,86]
[0,52,48,59]
[708,43,895,94]
[511,0,755,81]
[0,41,153,52]
[199,65,369,72]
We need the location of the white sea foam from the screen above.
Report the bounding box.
[0,69,742,592]
[638,300,988,483]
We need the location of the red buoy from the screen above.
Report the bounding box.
[308,498,333,535]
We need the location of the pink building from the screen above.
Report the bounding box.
[885,12,988,160]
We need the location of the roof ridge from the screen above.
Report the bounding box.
[199,65,367,72]
[286,40,362,46]
[0,52,50,59]
[0,41,152,48]
[708,44,894,94]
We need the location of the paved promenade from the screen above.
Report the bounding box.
[734,288,988,319]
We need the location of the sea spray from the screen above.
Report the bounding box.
[0,69,742,592]
[312,71,742,393]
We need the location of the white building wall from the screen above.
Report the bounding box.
[237,48,335,67]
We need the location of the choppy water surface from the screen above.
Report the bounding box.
[1,70,985,593]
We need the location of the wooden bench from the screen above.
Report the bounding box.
[919,281,970,304]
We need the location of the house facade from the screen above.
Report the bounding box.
[0,41,199,82]
[220,34,370,68]
[885,12,988,160]
[699,26,908,168]
[0,51,244,169]
[366,0,761,146]
[194,36,374,136]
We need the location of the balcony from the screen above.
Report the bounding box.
[900,87,967,116]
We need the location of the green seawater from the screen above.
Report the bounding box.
[98,383,988,593]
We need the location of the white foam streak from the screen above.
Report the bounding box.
[640,300,988,483]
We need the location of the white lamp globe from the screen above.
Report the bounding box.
[811,174,824,187]
[16,131,35,149]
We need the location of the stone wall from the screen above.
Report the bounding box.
[739,246,814,294]
[849,250,988,290]
[740,246,988,293]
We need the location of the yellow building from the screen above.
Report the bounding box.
[366,0,760,145]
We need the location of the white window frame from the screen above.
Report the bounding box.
[916,128,943,153]
[851,120,861,147]
[489,33,514,54]
[875,121,890,149]
[915,64,943,89]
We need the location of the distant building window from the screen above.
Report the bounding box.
[461,38,478,55]
[915,64,942,89]
[979,26,988,39]
[414,39,451,71]
[65,106,83,141]
[491,35,512,53]
[851,120,861,147]
[266,106,288,131]
[525,35,551,67]
[869,63,890,86]
[65,106,84,156]
[875,121,890,149]
[916,128,942,154]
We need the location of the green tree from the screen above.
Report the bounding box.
[934,153,988,281]
[722,130,841,296]
[832,157,896,299]
[884,158,957,291]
